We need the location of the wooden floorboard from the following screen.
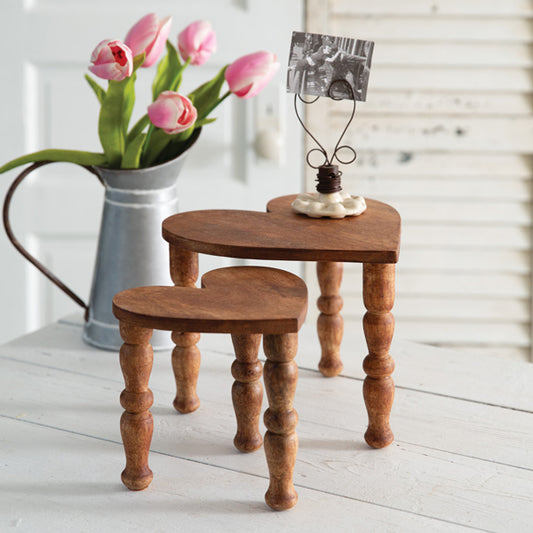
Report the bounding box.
[1,317,532,532]
[2,417,471,533]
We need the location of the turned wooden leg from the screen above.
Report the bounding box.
[169,246,199,288]
[169,246,201,413]
[262,333,299,511]
[362,263,396,449]
[119,323,155,491]
[231,334,263,453]
[317,261,344,377]
[171,332,201,413]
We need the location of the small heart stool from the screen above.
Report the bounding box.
[112,266,308,511]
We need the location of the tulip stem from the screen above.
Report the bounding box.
[200,90,231,121]
[219,90,231,104]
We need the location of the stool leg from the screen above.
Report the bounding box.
[362,263,396,449]
[119,323,155,491]
[170,246,201,413]
[262,333,299,511]
[317,261,344,377]
[169,246,199,287]
[171,332,201,413]
[231,334,263,453]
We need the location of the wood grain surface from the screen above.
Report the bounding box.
[113,266,308,335]
[162,196,400,264]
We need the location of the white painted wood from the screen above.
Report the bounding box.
[306,2,533,361]
[353,151,532,177]
[434,344,530,362]
[335,116,533,153]
[348,175,531,201]
[388,199,530,224]
[395,319,529,347]
[1,319,532,531]
[370,43,533,68]
[333,0,533,17]
[0,418,470,533]
[0,0,304,344]
[333,17,533,43]
[369,67,533,92]
[362,91,533,115]
[387,248,530,274]
[402,223,529,249]
[0,1,31,345]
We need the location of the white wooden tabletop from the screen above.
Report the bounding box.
[1,315,532,532]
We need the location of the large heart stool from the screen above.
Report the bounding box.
[112,266,308,511]
[162,195,401,449]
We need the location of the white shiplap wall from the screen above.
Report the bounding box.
[306,0,533,361]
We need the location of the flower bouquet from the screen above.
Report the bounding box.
[0,13,279,173]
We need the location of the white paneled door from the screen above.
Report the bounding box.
[0,0,304,343]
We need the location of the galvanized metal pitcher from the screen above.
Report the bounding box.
[3,135,198,351]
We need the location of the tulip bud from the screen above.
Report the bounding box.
[89,39,133,81]
[225,51,279,99]
[147,91,198,134]
[177,20,217,66]
[125,13,172,68]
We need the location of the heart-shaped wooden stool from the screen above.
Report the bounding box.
[113,266,308,511]
[162,195,401,450]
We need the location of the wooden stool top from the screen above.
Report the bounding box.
[162,194,401,263]
[113,266,308,334]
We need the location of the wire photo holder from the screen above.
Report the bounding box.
[287,31,374,218]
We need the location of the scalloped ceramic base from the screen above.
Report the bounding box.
[291,192,367,219]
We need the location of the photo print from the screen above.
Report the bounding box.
[287,31,374,101]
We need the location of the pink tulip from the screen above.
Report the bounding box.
[125,13,172,68]
[147,91,197,134]
[177,20,217,66]
[89,39,133,81]
[225,51,279,99]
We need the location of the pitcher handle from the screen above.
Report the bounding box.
[2,161,104,321]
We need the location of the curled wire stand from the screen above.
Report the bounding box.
[294,79,357,174]
[291,79,367,218]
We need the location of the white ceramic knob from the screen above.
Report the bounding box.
[254,129,281,161]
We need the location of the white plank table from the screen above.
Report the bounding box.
[1,315,532,532]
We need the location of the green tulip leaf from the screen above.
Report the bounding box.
[84,75,106,105]
[122,73,137,133]
[0,149,107,174]
[150,126,200,166]
[194,117,217,128]
[141,127,172,167]
[188,66,228,120]
[98,81,127,167]
[123,55,145,135]
[98,78,134,167]
[132,53,146,71]
[98,54,145,168]
[122,133,146,169]
[152,41,183,101]
[127,114,150,144]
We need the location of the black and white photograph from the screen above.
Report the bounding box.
[287,31,374,101]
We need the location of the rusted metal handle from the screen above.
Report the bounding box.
[2,160,103,320]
